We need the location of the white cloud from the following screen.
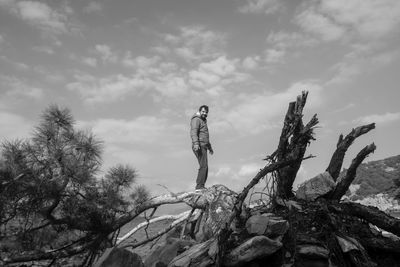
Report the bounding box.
[296,0,400,42]
[264,48,285,63]
[164,26,226,62]
[1,75,43,99]
[319,0,400,38]
[122,53,160,69]
[84,116,170,144]
[189,56,248,95]
[67,73,152,104]
[295,5,346,42]
[95,44,118,63]
[82,57,97,67]
[32,45,54,54]
[242,56,260,70]
[238,0,283,14]
[220,81,324,135]
[0,0,75,35]
[352,112,400,125]
[238,163,263,176]
[266,31,317,48]
[0,112,32,140]
[327,47,400,85]
[83,1,102,14]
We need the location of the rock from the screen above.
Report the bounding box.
[297,245,329,259]
[224,236,282,266]
[296,172,335,201]
[168,238,218,267]
[245,214,289,238]
[100,248,144,267]
[336,235,361,253]
[144,237,196,267]
[194,185,237,241]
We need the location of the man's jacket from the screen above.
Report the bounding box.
[190,112,210,147]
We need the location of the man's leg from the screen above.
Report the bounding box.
[194,146,208,189]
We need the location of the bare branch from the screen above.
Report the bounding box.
[119,211,197,249]
[116,210,199,246]
[113,190,206,232]
[330,202,400,237]
[329,143,376,200]
[326,123,375,181]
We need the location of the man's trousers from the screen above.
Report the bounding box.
[193,145,208,189]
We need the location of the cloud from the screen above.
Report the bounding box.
[295,0,400,42]
[352,112,400,125]
[264,48,285,63]
[83,1,102,14]
[1,75,43,99]
[238,0,283,14]
[319,0,400,38]
[95,44,118,63]
[32,45,54,54]
[68,58,187,103]
[0,0,76,35]
[0,112,32,140]
[122,53,160,69]
[327,46,400,85]
[266,31,317,48]
[83,116,170,144]
[67,73,152,104]
[82,57,97,67]
[295,5,346,42]
[219,81,324,135]
[189,56,249,96]
[164,26,226,62]
[238,163,263,176]
[242,56,260,70]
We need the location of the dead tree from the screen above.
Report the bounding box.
[326,123,375,181]
[267,91,318,198]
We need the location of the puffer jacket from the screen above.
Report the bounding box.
[190,112,210,147]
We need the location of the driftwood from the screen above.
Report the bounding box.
[5,92,400,267]
[326,123,376,181]
[271,91,319,198]
[329,143,376,200]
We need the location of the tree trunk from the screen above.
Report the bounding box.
[274,91,318,198]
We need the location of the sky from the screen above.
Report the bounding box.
[1,0,400,198]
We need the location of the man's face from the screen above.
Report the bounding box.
[200,108,208,119]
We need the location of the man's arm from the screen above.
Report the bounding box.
[190,118,200,150]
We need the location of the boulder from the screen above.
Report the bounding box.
[336,235,362,253]
[296,172,335,201]
[144,237,196,267]
[100,248,144,267]
[224,236,282,266]
[246,214,289,238]
[168,238,218,267]
[194,185,237,241]
[297,245,329,259]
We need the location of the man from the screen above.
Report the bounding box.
[190,105,214,190]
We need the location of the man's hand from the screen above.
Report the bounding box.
[209,147,214,155]
[193,144,200,151]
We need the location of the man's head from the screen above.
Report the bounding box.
[198,105,209,119]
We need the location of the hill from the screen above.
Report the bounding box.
[343,154,400,212]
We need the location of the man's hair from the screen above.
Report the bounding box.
[199,105,209,112]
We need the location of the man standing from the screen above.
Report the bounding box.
[190,105,213,189]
